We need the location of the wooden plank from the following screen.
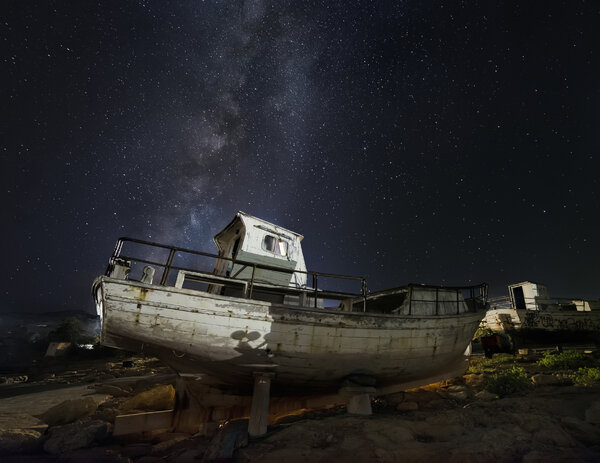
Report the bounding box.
[113,410,174,436]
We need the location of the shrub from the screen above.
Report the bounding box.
[537,350,596,370]
[483,366,532,396]
[468,353,515,374]
[571,367,600,387]
[47,317,93,344]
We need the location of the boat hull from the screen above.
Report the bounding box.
[95,276,483,395]
[484,308,600,346]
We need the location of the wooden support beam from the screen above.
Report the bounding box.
[113,410,174,436]
[248,372,275,437]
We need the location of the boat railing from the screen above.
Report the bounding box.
[106,237,368,310]
[517,296,589,312]
[408,284,488,314]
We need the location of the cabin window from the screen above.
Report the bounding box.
[263,235,288,256]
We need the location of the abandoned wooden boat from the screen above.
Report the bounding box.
[483,281,600,345]
[93,212,488,397]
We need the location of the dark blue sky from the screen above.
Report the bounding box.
[2,0,599,314]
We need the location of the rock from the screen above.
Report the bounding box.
[119,385,175,412]
[362,422,414,446]
[43,419,111,454]
[396,401,418,411]
[0,429,43,454]
[560,416,600,446]
[447,385,468,393]
[533,422,575,447]
[39,397,98,426]
[93,407,121,423]
[151,435,190,453]
[0,412,46,430]
[463,374,484,388]
[203,419,248,462]
[422,399,451,410]
[515,414,551,434]
[447,391,469,401]
[59,447,131,463]
[522,449,591,463]
[120,443,152,458]
[45,342,72,357]
[136,457,163,463]
[585,401,600,424]
[531,374,561,386]
[475,390,498,400]
[95,384,132,397]
[414,423,464,442]
[388,389,439,406]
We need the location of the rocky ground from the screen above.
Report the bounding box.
[1,349,600,462]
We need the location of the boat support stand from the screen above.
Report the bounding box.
[248,372,275,437]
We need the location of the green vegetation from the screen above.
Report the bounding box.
[467,353,515,374]
[571,367,600,387]
[537,350,597,370]
[473,326,493,340]
[483,366,533,397]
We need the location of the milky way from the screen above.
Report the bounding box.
[3,1,599,314]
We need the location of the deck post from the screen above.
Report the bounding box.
[248,372,275,437]
[339,384,375,415]
[346,393,372,415]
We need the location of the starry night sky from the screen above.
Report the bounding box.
[3,1,599,315]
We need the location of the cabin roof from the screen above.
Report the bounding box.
[213,211,304,249]
[508,281,546,288]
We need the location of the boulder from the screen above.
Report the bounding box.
[533,422,575,447]
[396,401,418,411]
[463,374,484,388]
[93,407,121,423]
[560,416,600,446]
[58,447,131,463]
[94,384,132,397]
[447,390,469,401]
[447,385,468,393]
[39,397,98,426]
[531,374,561,386]
[475,390,498,400]
[43,419,111,454]
[422,399,451,410]
[119,385,175,412]
[0,428,43,454]
[585,401,600,424]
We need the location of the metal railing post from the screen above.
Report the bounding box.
[456,289,460,315]
[313,274,318,308]
[160,248,176,285]
[362,279,367,312]
[249,264,256,299]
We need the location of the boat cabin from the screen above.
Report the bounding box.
[509,281,550,311]
[509,281,598,312]
[212,211,307,287]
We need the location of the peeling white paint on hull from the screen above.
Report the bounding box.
[485,308,600,333]
[95,276,482,394]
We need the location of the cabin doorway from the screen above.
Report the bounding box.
[512,286,526,310]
